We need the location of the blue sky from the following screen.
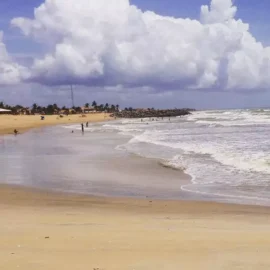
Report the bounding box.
[0,0,270,109]
[132,0,270,45]
[2,0,270,53]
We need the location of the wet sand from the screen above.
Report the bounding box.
[1,184,270,270]
[0,124,194,200]
[1,120,270,269]
[0,113,111,135]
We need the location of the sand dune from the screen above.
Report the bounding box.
[0,113,111,135]
[1,185,270,270]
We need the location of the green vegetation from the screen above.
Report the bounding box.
[0,101,120,115]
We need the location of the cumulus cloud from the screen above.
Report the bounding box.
[10,0,270,91]
[0,32,27,85]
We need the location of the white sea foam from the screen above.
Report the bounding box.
[62,110,270,203]
[109,109,270,203]
[187,110,270,127]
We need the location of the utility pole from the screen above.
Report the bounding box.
[70,84,75,108]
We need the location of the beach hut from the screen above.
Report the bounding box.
[81,106,96,114]
[0,108,11,114]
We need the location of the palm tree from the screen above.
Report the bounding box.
[75,107,82,114]
[31,103,38,114]
[32,103,38,111]
[92,101,97,107]
[46,104,54,115]
[37,106,42,112]
[85,103,89,108]
[99,104,104,111]
[110,104,116,112]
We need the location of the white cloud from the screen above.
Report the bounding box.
[200,0,237,24]
[10,0,270,91]
[0,32,27,85]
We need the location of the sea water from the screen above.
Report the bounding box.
[1,109,270,206]
[92,109,270,205]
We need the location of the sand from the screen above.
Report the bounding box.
[0,113,112,135]
[1,185,270,270]
[1,114,270,269]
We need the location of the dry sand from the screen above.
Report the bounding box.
[0,113,112,135]
[1,185,270,270]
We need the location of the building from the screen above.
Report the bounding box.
[81,106,96,113]
[0,108,11,114]
[16,108,31,115]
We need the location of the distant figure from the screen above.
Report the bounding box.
[41,116,45,121]
[169,117,171,121]
[71,130,74,133]
[81,123,84,133]
[14,129,18,135]
[86,122,89,128]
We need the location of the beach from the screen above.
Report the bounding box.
[0,113,111,135]
[1,114,270,269]
[1,185,270,270]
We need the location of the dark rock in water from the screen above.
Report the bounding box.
[111,108,195,119]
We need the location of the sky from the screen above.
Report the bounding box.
[0,0,270,109]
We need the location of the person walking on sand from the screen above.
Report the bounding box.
[81,123,84,133]
[86,122,89,128]
[14,129,18,135]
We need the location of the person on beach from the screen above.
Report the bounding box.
[14,129,18,135]
[86,122,89,128]
[81,123,84,133]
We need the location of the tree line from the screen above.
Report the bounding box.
[0,101,120,115]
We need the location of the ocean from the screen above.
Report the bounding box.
[1,109,270,206]
[93,109,270,205]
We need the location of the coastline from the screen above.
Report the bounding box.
[1,184,270,270]
[0,113,112,135]
[1,121,270,269]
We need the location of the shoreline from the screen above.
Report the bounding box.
[1,115,196,203]
[0,116,268,207]
[1,182,270,212]
[0,113,112,135]
[1,122,270,269]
